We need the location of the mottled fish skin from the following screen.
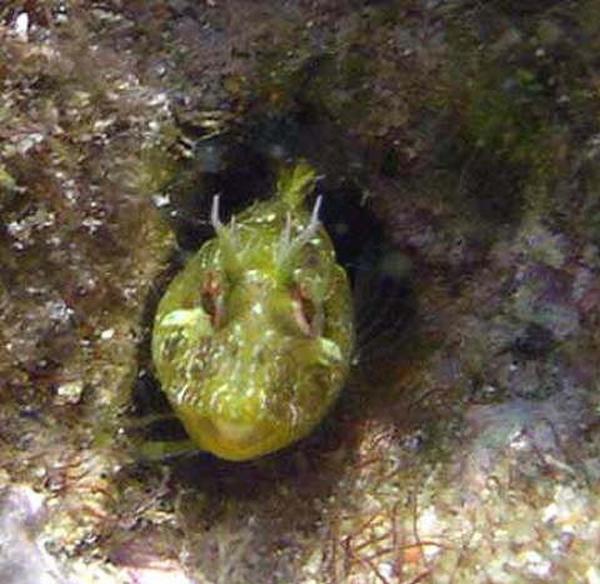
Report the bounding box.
[152,164,354,461]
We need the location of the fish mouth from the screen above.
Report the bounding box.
[176,405,286,461]
[203,417,283,461]
[212,418,260,443]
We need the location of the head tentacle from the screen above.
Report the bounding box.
[277,195,323,278]
[211,194,241,278]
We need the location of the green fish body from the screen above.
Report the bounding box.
[151,164,354,461]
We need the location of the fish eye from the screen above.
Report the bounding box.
[201,271,225,328]
[291,284,320,337]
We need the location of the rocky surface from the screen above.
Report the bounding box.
[0,1,599,583]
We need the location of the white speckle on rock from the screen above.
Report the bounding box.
[541,485,587,534]
[92,117,115,133]
[14,12,29,42]
[125,566,195,584]
[587,566,600,584]
[542,502,559,524]
[417,505,440,537]
[55,381,85,405]
[100,328,115,340]
[509,430,529,451]
[47,299,74,323]
[148,92,169,107]
[152,194,170,208]
[17,133,44,155]
[82,216,103,233]
[522,550,552,578]
[378,562,394,580]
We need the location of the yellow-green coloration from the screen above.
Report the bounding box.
[152,164,354,461]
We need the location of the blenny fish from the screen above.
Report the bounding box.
[151,164,354,461]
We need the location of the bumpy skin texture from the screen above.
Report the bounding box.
[152,165,354,461]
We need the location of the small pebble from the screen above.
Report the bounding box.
[100,328,115,340]
[14,13,29,42]
[55,381,84,405]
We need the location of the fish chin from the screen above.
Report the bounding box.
[213,418,259,443]
[176,405,286,461]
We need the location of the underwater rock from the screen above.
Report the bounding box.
[0,486,67,584]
